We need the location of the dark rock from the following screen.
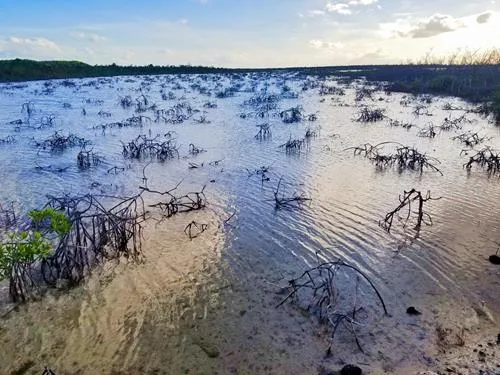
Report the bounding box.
[497,333,500,344]
[340,364,362,375]
[407,306,422,315]
[489,254,500,264]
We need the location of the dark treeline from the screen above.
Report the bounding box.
[0,59,240,82]
[319,64,500,122]
[1,59,499,120]
[317,64,500,102]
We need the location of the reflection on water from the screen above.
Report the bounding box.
[0,74,499,374]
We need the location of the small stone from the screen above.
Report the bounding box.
[407,306,422,315]
[340,364,362,375]
[478,350,486,362]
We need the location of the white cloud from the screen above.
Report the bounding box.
[72,31,107,43]
[348,0,378,5]
[381,14,466,38]
[326,3,352,15]
[0,36,64,59]
[7,36,62,51]
[309,39,345,49]
[324,0,378,16]
[308,9,326,17]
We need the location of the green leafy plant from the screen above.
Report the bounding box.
[29,207,71,238]
[0,231,51,279]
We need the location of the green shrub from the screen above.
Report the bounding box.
[29,208,71,238]
[0,231,52,281]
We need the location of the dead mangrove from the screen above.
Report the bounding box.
[255,123,271,140]
[35,131,91,152]
[380,188,440,232]
[463,146,500,174]
[122,134,179,161]
[184,221,208,240]
[280,106,303,123]
[277,258,388,354]
[141,183,207,218]
[347,142,443,175]
[272,177,311,209]
[77,149,102,169]
[452,131,489,148]
[354,107,385,122]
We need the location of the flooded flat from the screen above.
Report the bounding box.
[0,73,499,375]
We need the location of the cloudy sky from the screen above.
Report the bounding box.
[0,0,498,67]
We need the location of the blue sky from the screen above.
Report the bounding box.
[0,0,498,67]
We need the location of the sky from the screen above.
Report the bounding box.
[0,0,498,67]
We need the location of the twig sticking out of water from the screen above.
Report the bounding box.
[279,137,306,153]
[184,221,208,240]
[189,143,206,155]
[280,106,303,123]
[277,258,388,355]
[388,119,415,130]
[246,166,270,185]
[413,104,432,116]
[141,183,207,218]
[36,131,90,152]
[122,134,179,161]
[354,107,385,122]
[272,177,311,209]
[346,142,443,175]
[417,124,438,138]
[440,113,471,131]
[255,123,271,140]
[463,146,500,174]
[452,131,489,148]
[380,188,440,232]
[77,149,102,169]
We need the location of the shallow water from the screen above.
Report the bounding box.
[0,73,499,374]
